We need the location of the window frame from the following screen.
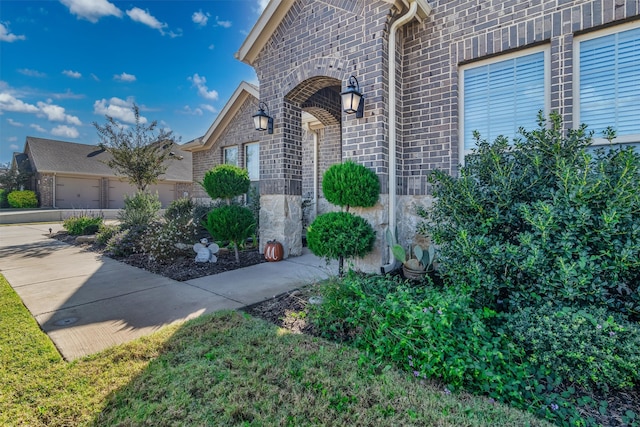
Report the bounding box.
[573,20,640,146]
[244,142,259,182]
[223,146,238,166]
[458,44,551,164]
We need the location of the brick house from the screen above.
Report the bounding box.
[189,0,640,273]
[19,137,192,209]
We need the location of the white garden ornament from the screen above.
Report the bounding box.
[194,238,219,263]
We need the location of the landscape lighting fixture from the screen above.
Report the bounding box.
[253,102,273,134]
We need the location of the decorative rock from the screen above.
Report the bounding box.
[308,296,324,305]
[193,241,219,263]
[174,242,189,250]
[75,235,96,244]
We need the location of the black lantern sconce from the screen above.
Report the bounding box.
[341,75,364,118]
[253,102,273,134]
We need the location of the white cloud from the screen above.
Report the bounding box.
[62,70,82,79]
[60,0,122,23]
[126,7,167,34]
[10,143,19,150]
[215,17,232,28]
[0,93,39,113]
[8,137,17,142]
[93,97,147,124]
[18,68,46,78]
[51,89,85,100]
[0,22,26,42]
[192,10,209,26]
[30,124,46,133]
[114,72,136,82]
[7,118,24,127]
[51,125,79,138]
[188,73,218,101]
[182,105,203,116]
[36,101,82,125]
[208,44,215,50]
[256,0,269,13]
[200,104,217,114]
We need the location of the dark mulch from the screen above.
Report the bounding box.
[50,231,266,282]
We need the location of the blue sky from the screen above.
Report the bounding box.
[0,0,269,165]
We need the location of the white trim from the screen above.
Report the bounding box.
[458,44,550,165]
[573,20,640,146]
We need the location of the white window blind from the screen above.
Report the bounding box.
[224,146,238,166]
[463,51,546,152]
[245,143,259,181]
[579,26,640,138]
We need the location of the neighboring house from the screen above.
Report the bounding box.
[193,0,640,272]
[18,137,192,209]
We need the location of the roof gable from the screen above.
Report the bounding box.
[182,81,259,152]
[235,0,431,66]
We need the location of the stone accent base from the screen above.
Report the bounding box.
[259,194,302,258]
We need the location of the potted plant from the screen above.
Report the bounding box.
[392,243,436,280]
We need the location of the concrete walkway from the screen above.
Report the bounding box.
[0,223,337,361]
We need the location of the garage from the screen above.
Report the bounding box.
[55,176,101,209]
[108,179,176,209]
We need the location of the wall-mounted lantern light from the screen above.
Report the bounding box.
[341,75,364,118]
[253,102,273,134]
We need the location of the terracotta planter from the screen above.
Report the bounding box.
[402,264,427,281]
[264,240,284,262]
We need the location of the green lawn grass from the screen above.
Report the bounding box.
[1,275,551,426]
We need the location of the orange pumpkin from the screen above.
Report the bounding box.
[264,240,284,262]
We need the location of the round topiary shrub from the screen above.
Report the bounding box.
[201,164,250,201]
[322,161,380,210]
[7,190,38,208]
[202,204,255,262]
[307,211,376,275]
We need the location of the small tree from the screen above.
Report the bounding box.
[0,159,33,193]
[201,164,250,203]
[203,205,255,263]
[93,104,179,192]
[307,161,379,275]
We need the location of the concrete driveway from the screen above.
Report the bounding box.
[0,223,336,360]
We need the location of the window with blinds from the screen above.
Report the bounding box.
[460,46,549,158]
[245,143,259,181]
[223,146,238,166]
[576,23,640,143]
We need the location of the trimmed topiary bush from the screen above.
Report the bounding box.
[202,204,255,263]
[7,190,38,208]
[201,164,250,202]
[307,212,375,275]
[322,160,380,210]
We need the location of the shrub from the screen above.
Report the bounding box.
[202,205,255,262]
[0,189,8,208]
[307,212,375,275]
[142,215,198,263]
[322,161,379,210]
[164,197,194,221]
[118,192,161,230]
[95,223,120,246]
[423,112,640,317]
[505,303,640,391]
[7,190,38,208]
[63,214,104,235]
[201,164,250,202]
[106,226,145,257]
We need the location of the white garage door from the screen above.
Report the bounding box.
[56,176,100,209]
[108,179,175,208]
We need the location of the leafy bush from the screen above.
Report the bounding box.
[0,189,8,208]
[142,214,198,263]
[118,192,161,230]
[7,190,38,208]
[106,226,145,257]
[201,164,250,201]
[164,197,194,221]
[202,205,255,262]
[424,112,640,317]
[307,212,376,274]
[322,161,379,210]
[505,303,640,390]
[63,215,104,236]
[95,223,120,246]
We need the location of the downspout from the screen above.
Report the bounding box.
[381,0,426,273]
[312,129,319,219]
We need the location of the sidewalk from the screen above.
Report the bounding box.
[0,223,337,361]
